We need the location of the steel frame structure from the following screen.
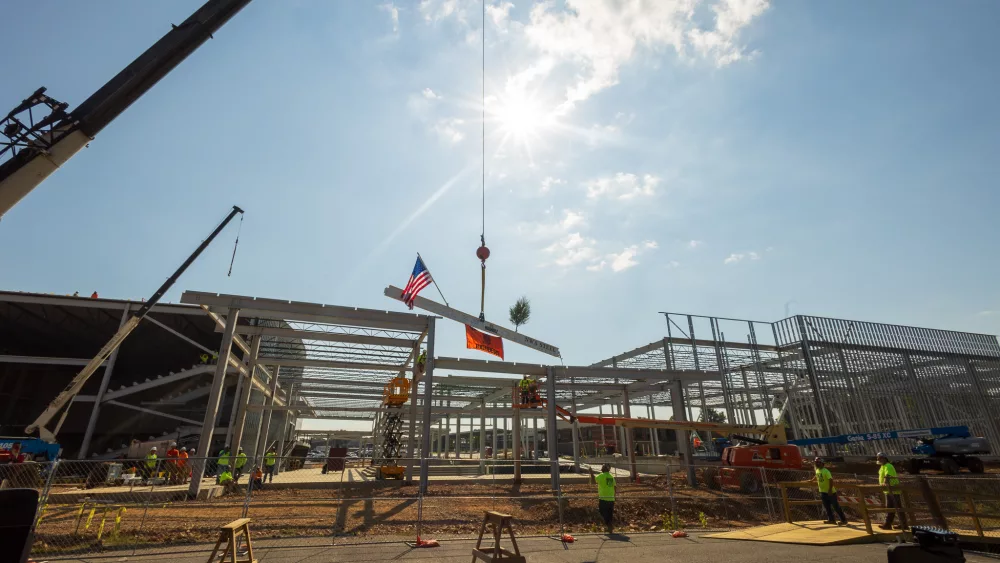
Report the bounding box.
[593,312,1000,458]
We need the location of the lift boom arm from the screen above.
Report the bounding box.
[0,0,251,218]
[788,426,971,447]
[24,206,244,442]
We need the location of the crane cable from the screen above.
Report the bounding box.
[227,212,243,277]
[478,0,487,322]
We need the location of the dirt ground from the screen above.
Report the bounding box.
[31,463,1000,557]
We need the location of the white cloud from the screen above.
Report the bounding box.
[517,0,769,115]
[585,173,659,200]
[666,260,680,268]
[609,245,641,272]
[688,0,769,66]
[422,88,441,99]
[519,209,587,240]
[379,2,400,33]
[432,118,465,144]
[977,310,996,317]
[724,250,761,264]
[420,0,471,23]
[587,239,660,272]
[544,232,600,267]
[487,1,515,31]
[687,239,703,249]
[541,176,565,193]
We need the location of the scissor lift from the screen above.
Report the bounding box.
[373,376,410,480]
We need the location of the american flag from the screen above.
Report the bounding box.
[401,256,433,309]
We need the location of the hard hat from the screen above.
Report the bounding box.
[170,442,177,447]
[814,457,824,464]
[876,452,887,458]
[181,447,187,452]
[190,449,197,455]
[150,447,157,451]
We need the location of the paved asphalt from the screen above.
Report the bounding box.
[50,532,998,563]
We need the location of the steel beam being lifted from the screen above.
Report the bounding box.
[384,286,561,358]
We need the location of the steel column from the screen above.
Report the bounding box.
[419,318,435,493]
[189,308,240,498]
[545,367,560,492]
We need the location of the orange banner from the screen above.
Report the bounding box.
[465,324,504,360]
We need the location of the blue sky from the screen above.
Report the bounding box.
[3,0,1000,374]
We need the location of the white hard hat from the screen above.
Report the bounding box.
[150,447,157,451]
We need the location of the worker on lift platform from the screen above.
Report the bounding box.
[519,375,531,405]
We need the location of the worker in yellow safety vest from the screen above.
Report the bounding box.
[234,448,248,482]
[590,463,616,534]
[264,447,277,483]
[813,458,847,525]
[518,376,531,405]
[143,447,159,481]
[217,468,234,488]
[877,453,907,530]
[216,446,231,477]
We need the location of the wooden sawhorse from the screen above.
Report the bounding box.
[208,518,256,563]
[471,511,525,563]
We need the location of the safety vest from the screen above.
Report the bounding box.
[519,379,530,390]
[879,462,900,493]
[218,450,230,466]
[265,452,276,467]
[235,452,247,468]
[218,470,233,484]
[815,467,836,494]
[200,353,209,363]
[596,472,616,501]
[145,453,158,469]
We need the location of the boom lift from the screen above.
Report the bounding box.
[790,426,990,475]
[24,206,244,442]
[0,0,251,218]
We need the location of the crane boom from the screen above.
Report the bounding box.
[25,206,244,442]
[0,0,251,218]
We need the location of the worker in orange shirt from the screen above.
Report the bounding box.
[178,447,190,484]
[166,442,181,484]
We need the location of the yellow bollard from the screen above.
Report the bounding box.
[84,507,96,530]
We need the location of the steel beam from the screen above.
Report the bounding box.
[182,291,430,333]
[230,325,415,348]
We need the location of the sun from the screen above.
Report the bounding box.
[490,90,553,140]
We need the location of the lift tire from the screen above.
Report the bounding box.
[739,472,762,494]
[703,468,720,490]
[966,457,985,474]
[905,458,922,475]
[939,458,959,475]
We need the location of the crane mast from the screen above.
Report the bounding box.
[0,0,251,218]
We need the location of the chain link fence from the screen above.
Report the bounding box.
[16,455,1000,559]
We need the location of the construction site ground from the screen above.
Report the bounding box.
[43,532,1000,563]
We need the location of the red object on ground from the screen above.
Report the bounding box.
[414,536,440,548]
[672,530,688,538]
[561,533,575,543]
